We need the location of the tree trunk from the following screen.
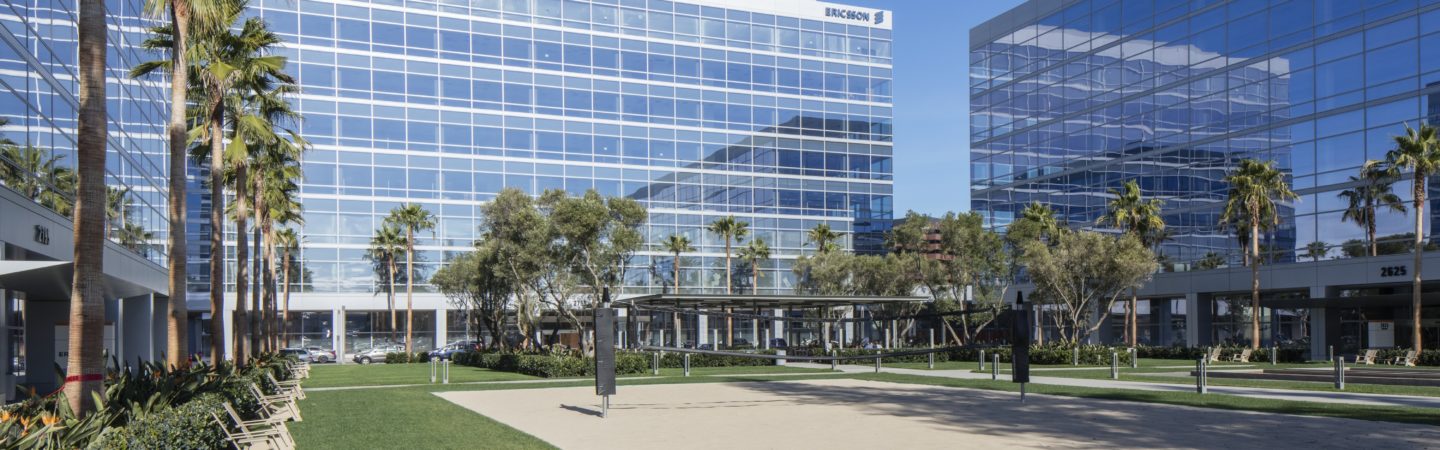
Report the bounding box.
[1368,200,1378,257]
[208,108,225,364]
[233,166,250,367]
[67,0,107,415]
[406,228,415,356]
[724,237,732,346]
[281,249,290,348]
[163,1,190,371]
[1414,172,1425,354]
[263,226,276,352]
[251,210,261,355]
[388,259,397,345]
[673,254,680,346]
[1250,219,1261,350]
[1128,288,1137,347]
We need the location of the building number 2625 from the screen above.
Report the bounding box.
[1380,266,1407,277]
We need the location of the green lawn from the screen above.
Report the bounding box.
[301,363,541,388]
[860,373,1440,427]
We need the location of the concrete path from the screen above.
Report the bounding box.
[306,371,846,392]
[437,378,1439,449]
[790,363,1440,409]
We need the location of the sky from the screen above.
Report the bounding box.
[839,0,1025,217]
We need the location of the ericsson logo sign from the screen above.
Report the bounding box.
[825,7,885,25]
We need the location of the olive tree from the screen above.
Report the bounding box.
[1021,230,1157,345]
[432,241,513,350]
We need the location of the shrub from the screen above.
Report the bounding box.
[91,394,226,450]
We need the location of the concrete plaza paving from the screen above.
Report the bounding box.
[436,378,1439,449]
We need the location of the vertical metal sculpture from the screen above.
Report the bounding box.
[1011,291,1032,401]
[594,288,617,418]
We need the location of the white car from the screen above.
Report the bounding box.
[280,348,313,362]
[352,346,402,364]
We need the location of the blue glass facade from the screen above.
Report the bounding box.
[236,0,895,294]
[0,0,173,264]
[971,0,1440,268]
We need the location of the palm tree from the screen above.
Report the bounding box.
[807,223,843,254]
[660,234,694,294]
[368,226,406,346]
[1096,179,1165,347]
[1220,159,1299,350]
[142,0,234,371]
[273,227,299,348]
[385,204,435,356]
[1339,163,1407,257]
[1376,124,1440,354]
[708,216,748,346]
[1303,241,1329,262]
[66,0,108,416]
[105,186,131,239]
[660,234,693,346]
[739,238,772,294]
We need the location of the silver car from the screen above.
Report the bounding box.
[352,346,401,364]
[280,347,313,363]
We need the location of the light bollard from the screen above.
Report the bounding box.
[1130,348,1138,369]
[830,349,838,371]
[1072,346,1079,366]
[1270,346,1278,365]
[1110,351,1119,379]
[652,351,660,376]
[1196,357,1207,394]
[1329,345,1335,362]
[1334,357,1345,390]
[429,357,437,384]
[991,354,999,380]
[443,360,450,384]
[979,349,986,371]
[874,351,882,373]
[683,353,691,377]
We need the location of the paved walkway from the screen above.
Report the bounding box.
[307,370,845,392]
[437,378,1440,449]
[789,363,1440,409]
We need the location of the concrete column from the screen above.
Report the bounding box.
[1309,285,1327,361]
[150,295,166,360]
[772,309,784,346]
[222,298,234,362]
[751,317,758,347]
[334,307,347,364]
[697,311,708,346]
[1184,292,1201,346]
[842,309,854,348]
[1,290,11,402]
[120,294,155,366]
[436,308,448,350]
[25,301,65,393]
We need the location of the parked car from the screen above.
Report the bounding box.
[429,342,474,361]
[280,347,313,363]
[768,338,789,349]
[307,346,337,363]
[353,346,401,364]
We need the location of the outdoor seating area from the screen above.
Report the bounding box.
[213,361,309,450]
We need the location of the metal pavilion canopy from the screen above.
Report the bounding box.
[618,293,929,309]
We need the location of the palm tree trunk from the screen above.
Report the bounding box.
[724,237,732,347]
[1368,201,1378,257]
[1128,289,1137,347]
[388,258,397,345]
[281,249,290,348]
[251,215,261,355]
[1250,220,1261,350]
[208,110,225,364]
[672,252,680,346]
[67,0,107,415]
[406,229,415,356]
[263,227,276,351]
[164,1,191,370]
[233,166,249,367]
[1414,173,1426,354]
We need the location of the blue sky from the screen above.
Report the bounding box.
[841,0,1024,216]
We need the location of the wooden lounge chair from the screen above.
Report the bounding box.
[248,383,302,422]
[1228,348,1253,363]
[1206,347,1223,363]
[266,372,305,400]
[212,412,289,450]
[221,403,295,449]
[1390,350,1418,367]
[1354,349,1378,365]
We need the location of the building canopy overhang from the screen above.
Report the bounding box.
[618,293,929,309]
[1262,293,1440,309]
[0,260,160,301]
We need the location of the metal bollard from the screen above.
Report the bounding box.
[927,329,935,370]
[430,357,437,384]
[1328,345,1334,362]
[443,360,450,384]
[991,354,999,380]
[1196,357,1207,394]
[1072,346,1079,366]
[830,349,837,371]
[874,351,882,373]
[979,349,986,371]
[652,351,660,376]
[1111,351,1119,379]
[683,353,691,377]
[1270,346,1278,365]
[1130,348,1138,369]
[1334,357,1345,390]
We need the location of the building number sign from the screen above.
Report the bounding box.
[1380,266,1407,277]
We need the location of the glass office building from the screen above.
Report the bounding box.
[971,0,1440,351]
[971,0,1440,267]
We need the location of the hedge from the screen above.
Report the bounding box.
[92,394,227,450]
[451,349,782,378]
[384,351,431,364]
